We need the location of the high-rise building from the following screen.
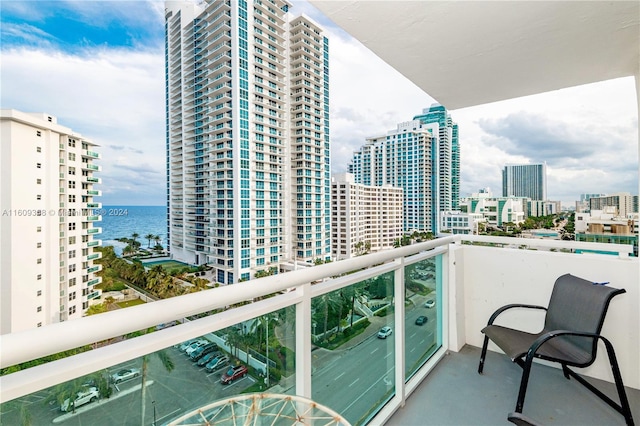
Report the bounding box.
[502,163,547,201]
[349,105,458,234]
[0,109,102,334]
[588,193,638,217]
[331,173,403,260]
[165,1,330,284]
[413,104,460,210]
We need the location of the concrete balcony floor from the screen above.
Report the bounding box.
[390,345,640,425]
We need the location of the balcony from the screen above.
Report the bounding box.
[0,236,637,425]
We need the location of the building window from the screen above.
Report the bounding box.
[68,139,76,147]
[69,167,75,175]
[69,277,76,287]
[69,292,76,301]
[36,146,42,153]
[37,242,42,248]
[82,302,88,309]
[36,162,41,168]
[69,264,76,272]
[68,153,75,161]
[68,223,76,231]
[69,250,76,259]
[37,226,42,232]
[37,306,42,312]
[36,194,41,200]
[37,322,42,327]
[37,258,42,264]
[37,274,42,280]
[36,130,41,137]
[37,290,42,296]
[68,195,75,203]
[68,181,76,189]
[69,236,76,244]
[36,178,42,184]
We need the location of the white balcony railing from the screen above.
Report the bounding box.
[0,235,637,425]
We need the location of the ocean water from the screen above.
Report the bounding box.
[99,206,166,255]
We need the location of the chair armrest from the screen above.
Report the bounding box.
[487,304,547,326]
[526,330,600,360]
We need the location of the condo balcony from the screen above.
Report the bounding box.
[0,236,637,425]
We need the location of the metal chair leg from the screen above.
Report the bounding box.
[478,335,489,374]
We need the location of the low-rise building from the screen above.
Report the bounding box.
[575,208,638,256]
[439,211,486,235]
[459,189,526,227]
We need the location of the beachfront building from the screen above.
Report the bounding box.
[502,163,547,201]
[459,189,526,227]
[331,172,403,260]
[349,109,457,234]
[0,109,102,333]
[165,1,331,283]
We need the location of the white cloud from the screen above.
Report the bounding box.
[2,47,166,205]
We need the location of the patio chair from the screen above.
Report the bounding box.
[478,273,634,426]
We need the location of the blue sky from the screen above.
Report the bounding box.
[1,0,637,206]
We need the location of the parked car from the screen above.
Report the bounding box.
[377,326,393,339]
[206,355,229,373]
[424,299,435,308]
[110,368,141,384]
[190,343,218,361]
[220,365,248,384]
[60,387,99,412]
[178,339,202,351]
[196,352,216,367]
[415,315,428,326]
[185,340,208,356]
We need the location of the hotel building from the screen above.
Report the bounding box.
[165,0,331,283]
[331,172,403,260]
[0,110,102,334]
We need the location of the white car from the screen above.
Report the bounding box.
[377,326,393,339]
[111,368,141,384]
[185,341,207,356]
[424,299,435,308]
[60,387,99,412]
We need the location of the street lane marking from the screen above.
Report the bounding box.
[343,366,395,413]
[348,378,360,387]
[409,332,416,338]
[335,372,346,381]
[370,348,378,354]
[384,352,392,359]
[156,408,181,423]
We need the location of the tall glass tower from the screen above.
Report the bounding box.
[165,0,331,284]
[502,163,547,201]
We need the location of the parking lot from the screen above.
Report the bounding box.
[2,340,256,425]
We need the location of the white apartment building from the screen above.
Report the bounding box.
[528,199,561,217]
[0,110,102,334]
[439,210,486,235]
[331,173,403,260]
[165,1,331,284]
[460,189,526,227]
[588,193,638,218]
[349,119,441,234]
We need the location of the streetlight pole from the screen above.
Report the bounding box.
[152,400,156,426]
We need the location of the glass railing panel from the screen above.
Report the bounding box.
[404,254,443,380]
[311,270,395,425]
[0,308,296,425]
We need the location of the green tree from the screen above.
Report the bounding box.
[145,234,154,248]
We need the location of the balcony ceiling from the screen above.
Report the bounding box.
[309,1,640,109]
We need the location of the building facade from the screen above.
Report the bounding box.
[439,211,486,235]
[588,193,638,218]
[460,189,526,227]
[349,105,458,234]
[165,0,331,284]
[575,209,638,257]
[0,110,102,334]
[413,104,460,210]
[502,163,547,201]
[331,173,403,260]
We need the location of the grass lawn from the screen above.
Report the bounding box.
[142,260,192,270]
[116,298,146,308]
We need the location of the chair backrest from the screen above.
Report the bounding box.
[544,273,625,362]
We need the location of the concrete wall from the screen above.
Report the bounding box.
[453,244,639,389]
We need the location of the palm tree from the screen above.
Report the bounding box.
[153,235,161,246]
[145,234,154,248]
